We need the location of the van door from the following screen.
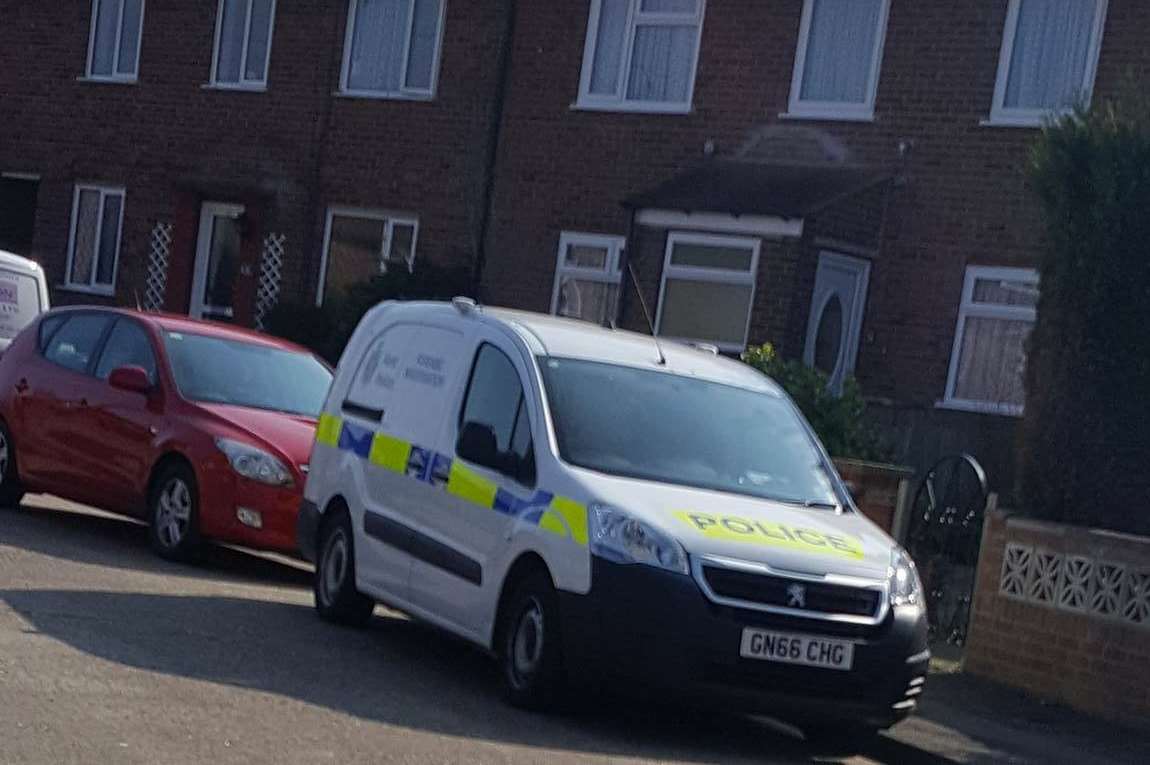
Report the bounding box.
[407,329,540,638]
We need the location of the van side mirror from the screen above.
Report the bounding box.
[109,365,152,395]
[457,421,500,471]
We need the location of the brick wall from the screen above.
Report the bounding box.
[966,510,1150,731]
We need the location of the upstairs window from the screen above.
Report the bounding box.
[944,266,1039,416]
[211,0,277,89]
[787,0,891,121]
[86,0,145,81]
[340,0,447,98]
[317,208,418,305]
[577,0,706,113]
[550,232,625,326]
[990,0,1108,126]
[66,185,125,296]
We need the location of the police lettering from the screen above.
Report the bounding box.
[675,511,863,559]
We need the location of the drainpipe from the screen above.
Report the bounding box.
[473,0,518,300]
[616,204,638,328]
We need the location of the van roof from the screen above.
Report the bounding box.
[0,250,45,274]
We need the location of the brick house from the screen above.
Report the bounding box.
[1,1,1146,491]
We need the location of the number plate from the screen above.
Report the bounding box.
[739,628,854,671]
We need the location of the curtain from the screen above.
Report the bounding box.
[404,0,442,90]
[799,0,883,104]
[71,191,101,285]
[954,316,1032,407]
[348,0,409,92]
[96,195,122,286]
[590,0,629,95]
[217,0,246,82]
[659,280,753,345]
[558,278,618,324]
[245,0,275,81]
[91,0,121,75]
[1005,0,1097,110]
[116,0,143,74]
[627,24,696,102]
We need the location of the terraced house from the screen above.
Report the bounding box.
[1,1,1146,489]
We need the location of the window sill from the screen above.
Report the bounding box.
[56,284,116,298]
[76,75,138,86]
[334,89,434,102]
[980,114,1047,129]
[202,82,268,93]
[935,398,1024,418]
[570,100,692,116]
[778,108,876,124]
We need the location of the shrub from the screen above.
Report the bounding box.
[1020,95,1150,535]
[742,343,889,462]
[266,263,473,364]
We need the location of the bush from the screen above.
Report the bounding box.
[265,263,473,364]
[1020,95,1150,535]
[742,343,889,462]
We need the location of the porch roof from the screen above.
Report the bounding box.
[623,160,894,220]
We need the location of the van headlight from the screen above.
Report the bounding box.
[589,503,689,575]
[216,438,292,487]
[889,547,924,607]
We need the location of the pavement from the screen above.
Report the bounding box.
[3,496,1150,765]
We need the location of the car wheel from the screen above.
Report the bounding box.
[314,507,374,627]
[500,569,566,710]
[0,421,26,509]
[148,463,203,562]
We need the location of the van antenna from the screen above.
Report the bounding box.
[626,261,666,366]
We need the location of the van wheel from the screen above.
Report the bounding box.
[148,463,203,562]
[499,569,566,710]
[314,508,374,627]
[0,422,25,508]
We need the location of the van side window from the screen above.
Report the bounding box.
[459,344,535,486]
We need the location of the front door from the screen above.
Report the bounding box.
[804,251,871,392]
[190,203,244,321]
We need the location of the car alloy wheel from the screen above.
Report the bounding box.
[509,597,546,690]
[319,528,350,608]
[155,477,192,549]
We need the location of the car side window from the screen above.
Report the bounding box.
[38,315,66,352]
[95,319,158,384]
[43,314,112,374]
[459,344,535,485]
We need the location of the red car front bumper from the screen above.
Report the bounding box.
[196,460,303,553]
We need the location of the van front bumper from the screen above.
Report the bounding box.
[558,558,929,730]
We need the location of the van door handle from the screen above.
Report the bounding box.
[342,400,384,422]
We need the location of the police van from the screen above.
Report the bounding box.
[0,250,49,356]
[298,299,928,736]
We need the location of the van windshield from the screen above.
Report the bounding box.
[539,357,841,508]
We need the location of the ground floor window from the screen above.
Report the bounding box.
[66,184,125,295]
[655,231,759,351]
[317,207,418,305]
[944,265,1038,415]
[550,231,624,325]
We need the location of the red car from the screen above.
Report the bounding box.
[0,307,332,560]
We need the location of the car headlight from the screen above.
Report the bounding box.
[215,438,293,487]
[889,547,924,607]
[589,503,689,575]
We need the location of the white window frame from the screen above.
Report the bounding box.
[84,0,146,82]
[987,0,1109,128]
[784,0,891,122]
[209,0,278,90]
[941,265,1039,417]
[316,206,420,306]
[64,184,126,297]
[575,0,707,115]
[549,231,626,318]
[654,231,760,353]
[338,0,448,100]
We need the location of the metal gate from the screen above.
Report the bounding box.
[906,454,989,646]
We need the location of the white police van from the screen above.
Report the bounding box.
[298,299,928,736]
[0,250,49,356]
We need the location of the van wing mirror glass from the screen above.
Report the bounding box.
[456,421,500,471]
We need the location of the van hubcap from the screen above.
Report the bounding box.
[155,478,191,548]
[321,530,349,605]
[510,598,545,685]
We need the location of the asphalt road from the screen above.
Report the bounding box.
[3,497,1149,765]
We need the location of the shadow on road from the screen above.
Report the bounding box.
[0,500,311,589]
[0,587,964,765]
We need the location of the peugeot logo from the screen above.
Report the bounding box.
[786,583,807,609]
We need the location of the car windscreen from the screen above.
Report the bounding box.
[163,331,332,417]
[0,267,43,341]
[539,357,841,508]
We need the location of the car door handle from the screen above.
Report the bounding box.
[14,379,28,394]
[78,398,89,409]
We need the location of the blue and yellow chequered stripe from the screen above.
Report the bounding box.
[315,413,588,546]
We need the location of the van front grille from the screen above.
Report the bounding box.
[701,564,883,619]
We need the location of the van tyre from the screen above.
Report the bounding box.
[0,421,25,509]
[500,569,566,710]
[148,463,203,562]
[314,508,374,627]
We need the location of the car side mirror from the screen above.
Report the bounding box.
[456,421,500,471]
[109,365,152,395]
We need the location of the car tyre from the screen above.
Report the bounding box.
[0,421,24,509]
[314,507,374,627]
[499,569,567,711]
[148,463,203,562]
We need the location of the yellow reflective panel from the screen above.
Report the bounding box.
[538,510,569,538]
[316,413,342,447]
[674,512,864,560]
[447,462,499,509]
[369,432,412,473]
[549,496,588,546]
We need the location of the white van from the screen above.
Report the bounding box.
[298,299,928,737]
[0,250,49,356]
